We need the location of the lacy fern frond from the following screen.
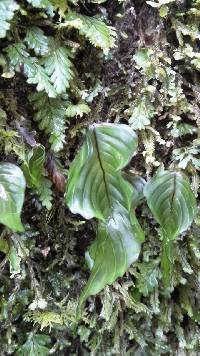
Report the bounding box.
[27,64,57,98]
[41,46,74,94]
[29,92,67,152]
[36,178,53,210]
[63,12,116,53]
[127,96,155,130]
[25,26,49,55]
[5,43,57,98]
[16,334,51,355]
[66,101,91,118]
[0,0,19,39]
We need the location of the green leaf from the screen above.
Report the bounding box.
[66,124,144,307]
[123,173,146,208]
[36,178,53,210]
[144,170,197,288]
[25,26,49,55]
[0,237,9,254]
[171,123,197,138]
[27,63,57,98]
[133,49,151,71]
[66,101,91,118]
[22,145,45,188]
[16,334,51,356]
[0,0,19,39]
[173,146,200,171]
[79,207,141,307]
[8,245,21,277]
[128,96,155,130]
[5,43,30,69]
[20,141,52,209]
[29,92,67,151]
[136,260,160,296]
[5,43,57,98]
[41,46,74,94]
[63,12,116,53]
[0,163,26,232]
[144,170,197,240]
[66,123,138,221]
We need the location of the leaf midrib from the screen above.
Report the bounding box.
[170,173,177,211]
[93,126,112,213]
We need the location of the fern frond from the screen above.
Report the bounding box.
[41,46,74,94]
[27,64,57,98]
[25,26,49,55]
[5,42,29,67]
[63,12,116,53]
[66,101,91,118]
[5,43,57,98]
[29,91,67,152]
[0,0,19,39]
[36,178,53,210]
[127,96,155,130]
[16,334,51,355]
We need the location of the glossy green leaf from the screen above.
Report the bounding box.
[66,123,138,221]
[66,124,144,307]
[144,170,197,288]
[0,163,26,232]
[144,170,197,240]
[79,207,141,307]
[123,173,146,208]
[22,145,45,188]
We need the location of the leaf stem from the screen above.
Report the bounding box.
[161,231,174,289]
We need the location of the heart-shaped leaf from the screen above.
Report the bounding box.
[144,170,196,240]
[144,170,197,288]
[65,123,138,221]
[0,163,26,232]
[66,124,144,307]
[80,207,141,307]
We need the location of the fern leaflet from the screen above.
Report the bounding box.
[0,0,19,39]
[29,92,67,152]
[63,12,116,53]
[41,46,74,94]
